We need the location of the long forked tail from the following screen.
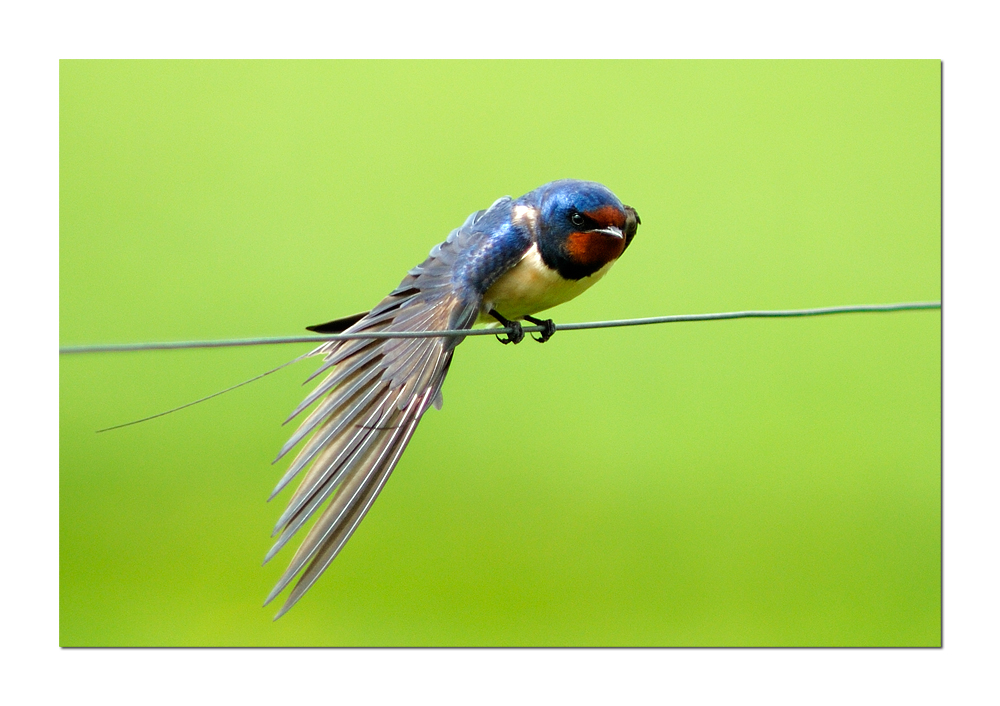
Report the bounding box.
[263,287,473,619]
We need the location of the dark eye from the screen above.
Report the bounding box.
[570,212,585,227]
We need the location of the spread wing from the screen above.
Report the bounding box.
[263,201,516,619]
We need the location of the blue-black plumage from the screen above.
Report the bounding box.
[264,179,640,618]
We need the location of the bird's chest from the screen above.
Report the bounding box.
[479,244,615,321]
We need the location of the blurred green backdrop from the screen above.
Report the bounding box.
[60,61,940,646]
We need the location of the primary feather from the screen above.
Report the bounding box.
[262,203,503,619]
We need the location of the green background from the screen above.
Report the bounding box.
[60,61,940,646]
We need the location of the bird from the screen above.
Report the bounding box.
[262,179,640,618]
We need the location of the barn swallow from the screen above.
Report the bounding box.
[263,179,640,618]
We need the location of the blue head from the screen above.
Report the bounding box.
[520,179,639,280]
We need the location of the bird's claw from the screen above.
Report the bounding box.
[523,315,556,343]
[530,318,556,343]
[496,321,525,345]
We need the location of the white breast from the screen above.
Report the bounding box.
[478,243,616,322]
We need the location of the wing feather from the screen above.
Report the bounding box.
[274,356,385,462]
[264,197,529,616]
[288,342,384,417]
[272,378,389,496]
[271,395,428,619]
[268,381,387,509]
[265,285,474,616]
[266,396,406,594]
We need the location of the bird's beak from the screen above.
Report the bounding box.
[592,226,624,240]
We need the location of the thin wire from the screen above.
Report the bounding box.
[59,301,941,355]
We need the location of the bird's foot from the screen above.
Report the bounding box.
[523,315,556,343]
[496,321,524,345]
[489,309,525,345]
